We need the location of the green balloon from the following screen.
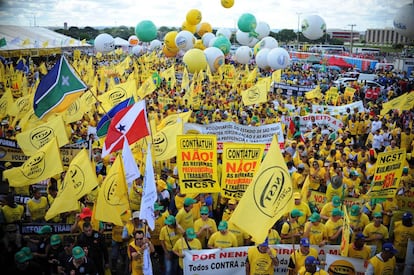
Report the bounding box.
[237,13,257,33]
[135,20,157,42]
[213,36,231,55]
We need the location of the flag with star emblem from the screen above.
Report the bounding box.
[33,55,87,119]
[102,100,149,157]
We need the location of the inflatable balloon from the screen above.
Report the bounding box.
[149,39,162,51]
[164,31,179,50]
[301,15,326,40]
[128,35,139,46]
[175,30,195,51]
[197,22,213,37]
[234,46,253,64]
[253,41,261,56]
[213,36,231,55]
[216,28,232,40]
[194,39,206,50]
[132,45,144,56]
[208,37,218,48]
[221,0,234,8]
[202,33,215,47]
[182,21,197,34]
[162,45,178,57]
[259,37,278,49]
[204,47,224,72]
[267,47,291,70]
[183,49,207,73]
[236,30,258,46]
[94,33,115,53]
[186,9,202,25]
[135,20,157,42]
[255,22,271,40]
[237,13,257,33]
[255,48,270,70]
[393,3,414,39]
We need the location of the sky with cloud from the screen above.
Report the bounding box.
[0,0,410,32]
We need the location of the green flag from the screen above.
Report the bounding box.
[0,37,6,48]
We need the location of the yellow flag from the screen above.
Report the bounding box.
[300,176,311,203]
[181,67,190,91]
[340,205,351,256]
[22,38,30,46]
[271,69,282,83]
[229,135,294,243]
[42,40,49,48]
[4,138,64,187]
[325,87,339,105]
[137,76,157,99]
[0,88,14,119]
[98,79,136,112]
[245,67,257,83]
[39,62,48,75]
[9,94,32,125]
[16,115,69,156]
[153,121,183,161]
[241,78,270,106]
[305,86,322,100]
[160,65,176,88]
[95,155,130,226]
[157,111,192,131]
[62,96,87,124]
[344,87,356,101]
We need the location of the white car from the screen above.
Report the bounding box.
[333,77,384,90]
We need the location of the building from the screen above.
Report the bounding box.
[326,29,360,43]
[365,28,410,45]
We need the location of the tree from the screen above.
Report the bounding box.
[274,29,296,43]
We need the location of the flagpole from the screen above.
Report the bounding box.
[85,87,109,116]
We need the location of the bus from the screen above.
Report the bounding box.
[309,44,347,54]
[352,47,381,55]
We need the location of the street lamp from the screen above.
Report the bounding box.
[348,24,356,55]
[296,12,302,51]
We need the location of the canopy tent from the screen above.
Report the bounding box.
[323,56,353,68]
[305,55,321,64]
[0,25,91,57]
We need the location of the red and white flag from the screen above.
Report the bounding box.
[102,100,149,157]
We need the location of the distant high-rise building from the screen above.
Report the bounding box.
[64,22,68,30]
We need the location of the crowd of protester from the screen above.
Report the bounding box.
[0,47,414,275]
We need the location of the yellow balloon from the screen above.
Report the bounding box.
[183,48,207,73]
[253,41,261,56]
[162,45,178,57]
[164,31,179,50]
[182,21,197,34]
[197,22,213,37]
[193,39,206,50]
[221,0,234,8]
[186,9,202,25]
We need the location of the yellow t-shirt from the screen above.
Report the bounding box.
[194,217,218,248]
[347,243,372,260]
[363,223,389,253]
[2,204,24,223]
[207,231,238,248]
[175,207,194,231]
[173,237,202,269]
[159,225,182,251]
[304,222,327,245]
[393,221,414,259]
[27,197,48,221]
[247,246,277,275]
[288,247,318,273]
[228,221,250,247]
[325,218,343,244]
[369,254,396,275]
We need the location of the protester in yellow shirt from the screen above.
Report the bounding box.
[363,212,389,253]
[297,255,328,275]
[281,209,304,244]
[303,213,328,246]
[349,205,370,237]
[173,228,202,270]
[194,206,217,248]
[320,195,341,222]
[366,242,397,275]
[325,208,343,245]
[207,221,238,248]
[392,212,414,266]
[347,233,372,260]
[159,215,183,275]
[287,237,319,275]
[175,197,196,231]
[246,238,279,275]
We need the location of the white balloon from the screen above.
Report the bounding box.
[132,45,143,56]
[94,33,115,53]
[149,39,162,51]
[255,48,270,69]
[267,47,291,70]
[235,46,253,64]
[202,33,215,48]
[216,28,232,40]
[175,30,195,51]
[255,22,271,40]
[208,37,218,48]
[236,30,256,46]
[204,47,224,72]
[260,36,278,49]
[393,3,414,39]
[301,15,326,40]
[128,35,139,46]
[247,37,259,48]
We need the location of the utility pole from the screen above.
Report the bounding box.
[348,24,356,55]
[296,12,302,51]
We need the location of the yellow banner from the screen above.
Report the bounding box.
[16,115,69,156]
[153,121,183,161]
[137,75,157,99]
[4,138,64,187]
[220,143,265,200]
[95,155,129,226]
[241,78,270,106]
[229,135,294,243]
[325,87,339,105]
[177,135,219,194]
[157,111,192,131]
[305,86,322,100]
[219,64,236,80]
[369,149,406,198]
[380,91,414,116]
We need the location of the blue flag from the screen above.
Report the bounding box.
[33,55,87,119]
[15,59,29,74]
[96,97,135,137]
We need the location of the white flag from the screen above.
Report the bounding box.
[143,248,153,275]
[139,143,157,230]
[122,137,140,188]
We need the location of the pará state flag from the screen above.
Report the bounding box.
[33,55,87,119]
[96,96,135,138]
